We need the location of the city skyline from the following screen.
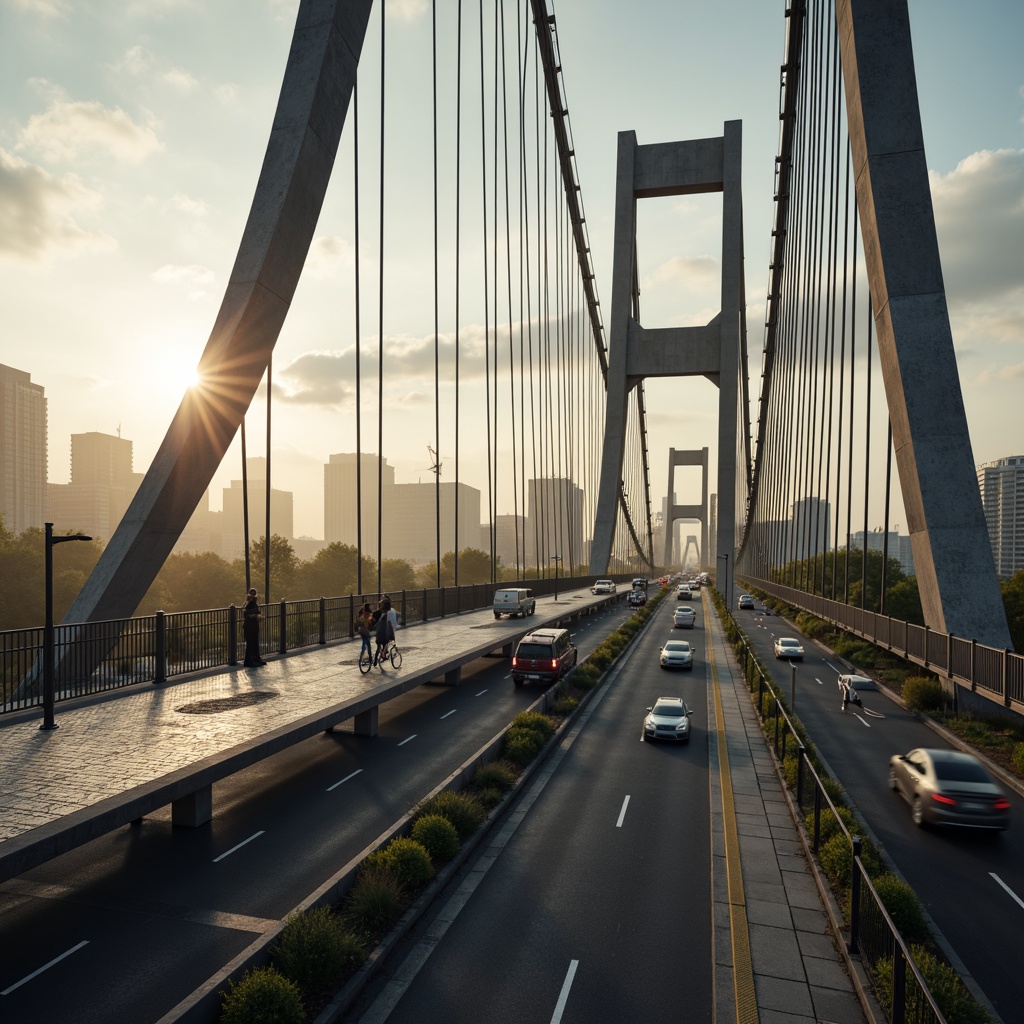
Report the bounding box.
[1,1,1021,540]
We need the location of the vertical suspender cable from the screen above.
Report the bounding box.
[264,355,272,604]
[432,1,441,585]
[353,82,364,597]
[376,0,386,595]
[861,300,873,607]
[241,419,250,592]
[478,0,492,581]
[881,420,893,613]
[454,0,463,586]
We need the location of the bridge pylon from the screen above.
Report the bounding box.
[664,447,708,570]
[590,123,749,609]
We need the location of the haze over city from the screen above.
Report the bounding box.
[1,0,1021,542]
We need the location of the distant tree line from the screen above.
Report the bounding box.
[0,518,527,631]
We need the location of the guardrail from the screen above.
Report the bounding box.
[724,598,949,1024]
[740,575,1023,715]
[0,574,636,715]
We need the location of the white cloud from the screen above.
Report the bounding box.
[16,96,164,165]
[8,0,68,17]
[931,149,1024,304]
[162,67,199,95]
[214,82,240,105]
[0,148,115,264]
[306,235,354,279]
[151,263,216,299]
[646,254,719,289]
[168,193,208,217]
[388,0,429,23]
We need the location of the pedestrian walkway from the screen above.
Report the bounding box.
[702,592,878,1024]
[0,587,611,883]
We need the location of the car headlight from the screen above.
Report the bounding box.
[676,720,689,731]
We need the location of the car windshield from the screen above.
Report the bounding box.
[652,703,684,716]
[932,758,992,783]
[664,642,690,652]
[515,643,552,659]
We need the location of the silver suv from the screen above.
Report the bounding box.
[492,587,536,619]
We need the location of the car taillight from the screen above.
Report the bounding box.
[993,797,1011,811]
[930,793,957,807]
[550,659,558,670]
[512,657,520,667]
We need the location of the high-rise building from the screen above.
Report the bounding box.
[221,457,294,559]
[0,364,47,535]
[386,481,481,563]
[526,477,584,574]
[46,431,143,543]
[791,497,831,562]
[978,456,1024,578]
[850,530,916,577]
[324,453,396,553]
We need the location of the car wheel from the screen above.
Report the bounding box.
[513,678,523,688]
[888,768,899,791]
[912,797,926,827]
[494,612,501,619]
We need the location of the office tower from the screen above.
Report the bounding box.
[791,497,831,562]
[0,364,47,535]
[46,431,142,543]
[324,453,396,552]
[526,477,584,574]
[977,456,1024,578]
[222,457,294,558]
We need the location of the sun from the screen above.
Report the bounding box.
[155,352,203,397]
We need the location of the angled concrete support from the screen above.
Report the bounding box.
[354,707,379,737]
[837,0,1010,648]
[62,0,375,642]
[591,124,747,606]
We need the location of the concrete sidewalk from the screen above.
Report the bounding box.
[703,593,879,1024]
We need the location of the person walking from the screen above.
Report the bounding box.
[243,588,266,667]
[355,602,373,664]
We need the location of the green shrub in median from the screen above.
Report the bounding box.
[570,663,601,691]
[377,835,434,889]
[873,874,929,945]
[473,759,518,794]
[512,711,554,740]
[220,965,305,1024]
[271,906,366,999]
[418,789,486,839]
[1012,742,1024,776]
[873,944,991,1024]
[344,864,407,936]
[903,675,944,713]
[410,813,460,863]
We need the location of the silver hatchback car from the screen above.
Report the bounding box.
[644,697,691,743]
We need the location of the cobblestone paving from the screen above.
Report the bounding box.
[0,592,595,845]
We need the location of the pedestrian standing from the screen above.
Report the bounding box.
[243,588,266,667]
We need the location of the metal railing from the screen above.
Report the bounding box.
[741,576,1023,714]
[721,594,949,1024]
[1,573,634,715]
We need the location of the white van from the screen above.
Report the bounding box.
[492,588,536,619]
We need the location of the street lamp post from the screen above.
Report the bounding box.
[41,523,92,731]
[551,554,562,602]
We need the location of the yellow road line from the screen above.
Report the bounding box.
[705,591,759,1024]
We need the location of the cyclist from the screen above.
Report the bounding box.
[372,598,393,669]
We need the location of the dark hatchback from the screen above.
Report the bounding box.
[511,628,577,686]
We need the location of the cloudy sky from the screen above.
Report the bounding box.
[1,0,1021,542]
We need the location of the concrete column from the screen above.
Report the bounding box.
[354,707,378,737]
[172,786,212,828]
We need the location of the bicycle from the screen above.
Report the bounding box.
[359,638,402,673]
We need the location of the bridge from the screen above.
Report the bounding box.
[3,1,1021,1021]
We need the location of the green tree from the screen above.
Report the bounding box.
[380,558,416,592]
[1001,570,1024,652]
[884,577,923,625]
[242,535,300,600]
[147,551,244,611]
[294,542,375,599]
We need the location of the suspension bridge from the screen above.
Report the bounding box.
[57,0,1013,700]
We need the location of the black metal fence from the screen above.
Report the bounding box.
[1,573,631,714]
[726,607,949,1024]
[742,576,1023,714]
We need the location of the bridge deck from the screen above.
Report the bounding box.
[0,587,617,885]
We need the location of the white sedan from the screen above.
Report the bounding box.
[673,605,696,628]
[660,640,694,670]
[773,637,805,660]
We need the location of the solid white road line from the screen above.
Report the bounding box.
[327,768,363,792]
[397,735,417,746]
[475,689,488,696]
[550,960,580,1024]
[213,831,265,863]
[1,940,90,995]
[852,713,871,728]
[990,873,1024,910]
[616,795,630,828]
[440,709,457,719]
[814,677,824,686]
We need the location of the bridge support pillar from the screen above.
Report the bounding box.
[664,447,709,568]
[444,666,462,686]
[590,124,746,594]
[172,786,212,828]
[354,707,378,737]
